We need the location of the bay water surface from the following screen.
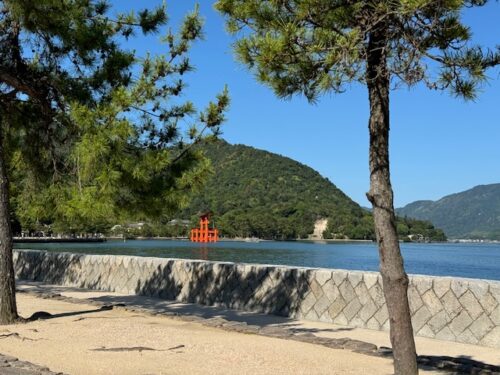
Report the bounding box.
[14,240,500,281]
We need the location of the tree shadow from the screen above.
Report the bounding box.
[16,280,101,294]
[26,305,115,322]
[415,354,500,374]
[280,323,354,334]
[359,345,500,373]
[133,260,312,319]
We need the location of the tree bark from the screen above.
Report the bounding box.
[0,122,18,325]
[366,28,418,375]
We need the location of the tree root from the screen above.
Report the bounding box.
[0,332,39,341]
[91,344,185,353]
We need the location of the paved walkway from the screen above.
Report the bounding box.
[0,282,500,375]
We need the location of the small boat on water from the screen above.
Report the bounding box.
[244,237,261,243]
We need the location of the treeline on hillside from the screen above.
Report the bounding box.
[324,214,446,242]
[177,141,447,242]
[99,211,446,242]
[109,221,190,239]
[179,140,369,239]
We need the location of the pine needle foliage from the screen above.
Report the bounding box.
[215,0,499,101]
[1,1,230,232]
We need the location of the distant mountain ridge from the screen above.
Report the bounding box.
[397,184,500,239]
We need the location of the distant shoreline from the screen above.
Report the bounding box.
[13,237,106,243]
[14,236,498,244]
[102,236,375,243]
[285,238,374,243]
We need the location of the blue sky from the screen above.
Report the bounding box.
[115,1,499,207]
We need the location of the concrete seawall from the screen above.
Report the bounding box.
[13,250,500,348]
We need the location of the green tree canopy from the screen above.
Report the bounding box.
[216,0,498,100]
[0,0,228,323]
[4,2,229,233]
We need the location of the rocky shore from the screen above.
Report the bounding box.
[0,353,66,375]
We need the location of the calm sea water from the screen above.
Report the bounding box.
[13,240,500,281]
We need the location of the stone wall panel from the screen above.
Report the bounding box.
[12,250,500,349]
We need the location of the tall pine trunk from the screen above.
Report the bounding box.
[0,124,18,325]
[366,28,418,375]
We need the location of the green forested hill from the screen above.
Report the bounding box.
[397,184,500,239]
[184,140,363,239]
[179,140,445,241]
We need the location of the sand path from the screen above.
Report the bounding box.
[0,293,443,375]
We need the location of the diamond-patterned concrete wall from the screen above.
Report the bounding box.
[12,250,500,348]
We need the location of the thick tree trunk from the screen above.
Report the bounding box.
[366,29,418,374]
[0,124,18,325]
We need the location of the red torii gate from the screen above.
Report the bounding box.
[190,212,218,243]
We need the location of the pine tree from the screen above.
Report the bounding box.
[0,1,228,324]
[214,1,499,373]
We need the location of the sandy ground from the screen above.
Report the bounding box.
[287,320,500,366]
[311,219,329,239]
[0,294,445,375]
[52,284,500,367]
